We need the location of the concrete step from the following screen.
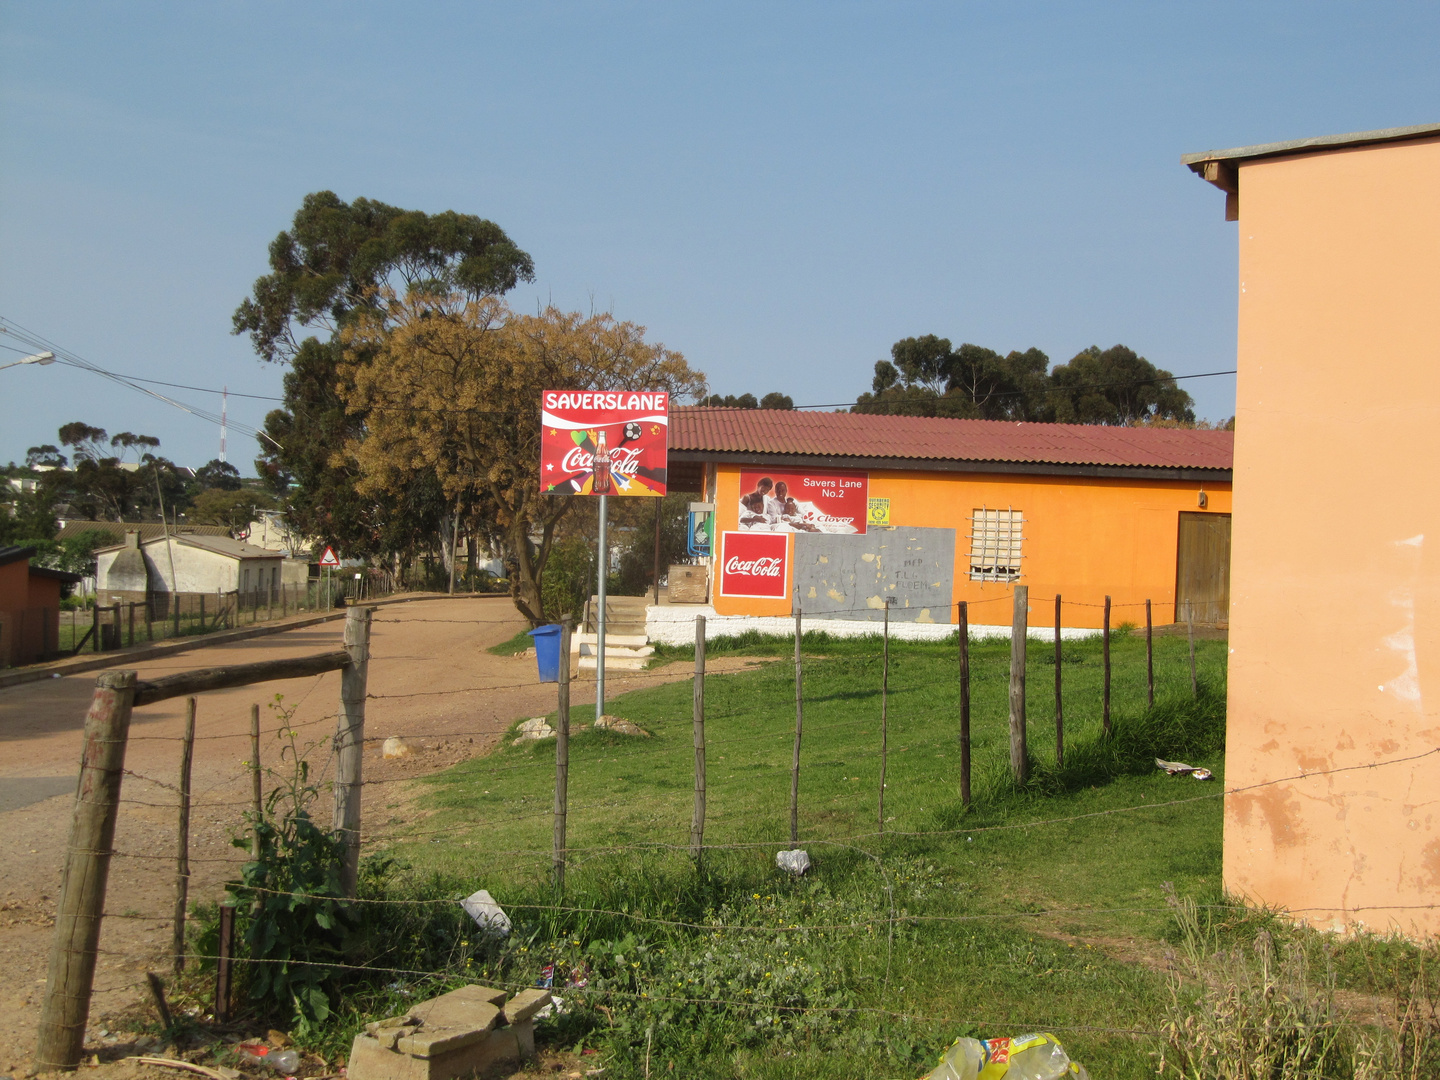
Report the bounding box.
[571,632,650,649]
[577,655,648,671]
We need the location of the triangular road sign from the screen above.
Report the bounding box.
[319,546,340,568]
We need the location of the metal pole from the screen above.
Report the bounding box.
[691,616,706,860]
[790,596,803,845]
[554,620,572,891]
[653,497,663,605]
[596,493,608,722]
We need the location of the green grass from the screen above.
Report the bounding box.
[488,628,538,656]
[344,631,1230,1078]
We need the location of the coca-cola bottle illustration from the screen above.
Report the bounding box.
[591,429,613,494]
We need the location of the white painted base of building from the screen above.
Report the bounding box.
[645,604,1103,646]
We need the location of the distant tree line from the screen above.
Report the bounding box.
[854,335,1217,427]
[699,392,793,410]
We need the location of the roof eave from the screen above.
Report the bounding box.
[668,449,1231,483]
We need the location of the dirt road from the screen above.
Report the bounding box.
[0,595,712,1074]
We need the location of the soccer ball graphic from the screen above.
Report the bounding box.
[623,421,642,442]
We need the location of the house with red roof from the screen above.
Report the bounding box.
[656,407,1232,638]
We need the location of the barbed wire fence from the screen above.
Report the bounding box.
[30,593,1411,1072]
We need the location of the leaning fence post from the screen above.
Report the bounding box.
[958,601,970,806]
[554,620,572,892]
[35,670,138,1070]
[790,597,803,846]
[1146,598,1155,708]
[1054,594,1064,768]
[1009,586,1028,785]
[1102,595,1112,738]
[1186,600,1198,697]
[691,616,706,861]
[333,605,371,897]
[172,697,196,975]
[878,599,891,833]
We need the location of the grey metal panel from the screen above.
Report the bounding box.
[794,527,955,623]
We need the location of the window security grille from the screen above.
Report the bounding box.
[968,507,1024,582]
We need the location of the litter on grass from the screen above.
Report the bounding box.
[460,889,512,937]
[923,1032,1088,1080]
[1156,758,1213,780]
[776,849,811,875]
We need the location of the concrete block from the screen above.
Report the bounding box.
[347,985,538,1080]
[503,988,552,1024]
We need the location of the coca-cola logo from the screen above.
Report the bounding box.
[724,556,782,577]
[719,531,788,599]
[560,445,642,475]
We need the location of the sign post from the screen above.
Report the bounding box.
[540,391,670,721]
[319,546,340,612]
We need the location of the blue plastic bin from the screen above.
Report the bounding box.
[528,624,563,683]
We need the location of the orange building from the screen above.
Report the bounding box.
[659,409,1232,640]
[0,545,82,667]
[1184,122,1440,935]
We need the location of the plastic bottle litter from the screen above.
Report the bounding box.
[922,1032,1087,1080]
[236,1043,301,1074]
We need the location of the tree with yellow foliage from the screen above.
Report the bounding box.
[340,291,705,623]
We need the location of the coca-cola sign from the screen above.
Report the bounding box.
[539,390,669,497]
[719,531,789,599]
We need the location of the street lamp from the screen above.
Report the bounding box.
[0,350,55,372]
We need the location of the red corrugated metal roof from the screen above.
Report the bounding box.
[669,408,1233,471]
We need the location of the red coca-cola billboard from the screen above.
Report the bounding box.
[540,391,669,496]
[718,531,789,599]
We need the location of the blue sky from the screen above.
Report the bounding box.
[2,2,1437,470]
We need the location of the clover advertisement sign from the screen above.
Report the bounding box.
[540,391,669,497]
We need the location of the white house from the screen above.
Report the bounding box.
[95,531,288,601]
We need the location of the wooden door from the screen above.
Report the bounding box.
[1175,512,1231,626]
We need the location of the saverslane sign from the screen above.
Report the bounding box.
[540,390,669,497]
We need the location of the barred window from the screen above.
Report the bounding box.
[969,507,1024,582]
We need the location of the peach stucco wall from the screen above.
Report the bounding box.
[711,462,1230,626]
[1224,135,1440,935]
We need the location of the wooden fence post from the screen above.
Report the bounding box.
[146,597,153,642]
[92,603,101,653]
[1187,600,1198,697]
[172,593,180,639]
[878,599,890,833]
[1009,586,1028,785]
[249,704,262,862]
[128,603,135,647]
[958,601,970,806]
[554,620,571,892]
[35,670,138,1070]
[172,698,196,975]
[215,903,235,1024]
[1054,594,1064,767]
[790,598,803,846]
[1102,595,1112,738]
[1146,598,1154,708]
[333,606,371,897]
[691,616,706,861]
